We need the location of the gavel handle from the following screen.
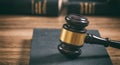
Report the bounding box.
[85,33,120,49]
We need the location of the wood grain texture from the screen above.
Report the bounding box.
[0,15,120,65]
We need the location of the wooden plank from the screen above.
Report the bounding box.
[0,15,120,65]
[0,51,29,55]
[0,48,30,51]
[107,47,120,56]
[0,37,31,48]
[110,57,120,65]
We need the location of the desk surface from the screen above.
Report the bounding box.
[0,15,120,65]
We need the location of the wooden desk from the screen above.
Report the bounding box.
[0,15,120,65]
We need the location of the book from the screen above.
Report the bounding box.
[68,0,109,2]
[109,0,120,15]
[67,2,110,15]
[0,0,62,16]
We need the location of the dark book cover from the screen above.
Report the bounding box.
[0,0,62,16]
[67,2,111,15]
[68,0,109,2]
[67,0,120,16]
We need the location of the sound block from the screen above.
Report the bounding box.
[29,28,113,65]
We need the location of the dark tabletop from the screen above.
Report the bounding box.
[29,28,113,65]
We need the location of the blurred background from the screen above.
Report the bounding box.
[0,0,120,65]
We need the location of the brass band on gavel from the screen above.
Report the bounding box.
[60,28,86,46]
[0,0,63,16]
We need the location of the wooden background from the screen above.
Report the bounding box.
[0,15,120,65]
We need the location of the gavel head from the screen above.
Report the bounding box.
[58,14,89,58]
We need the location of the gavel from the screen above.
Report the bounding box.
[58,14,120,58]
